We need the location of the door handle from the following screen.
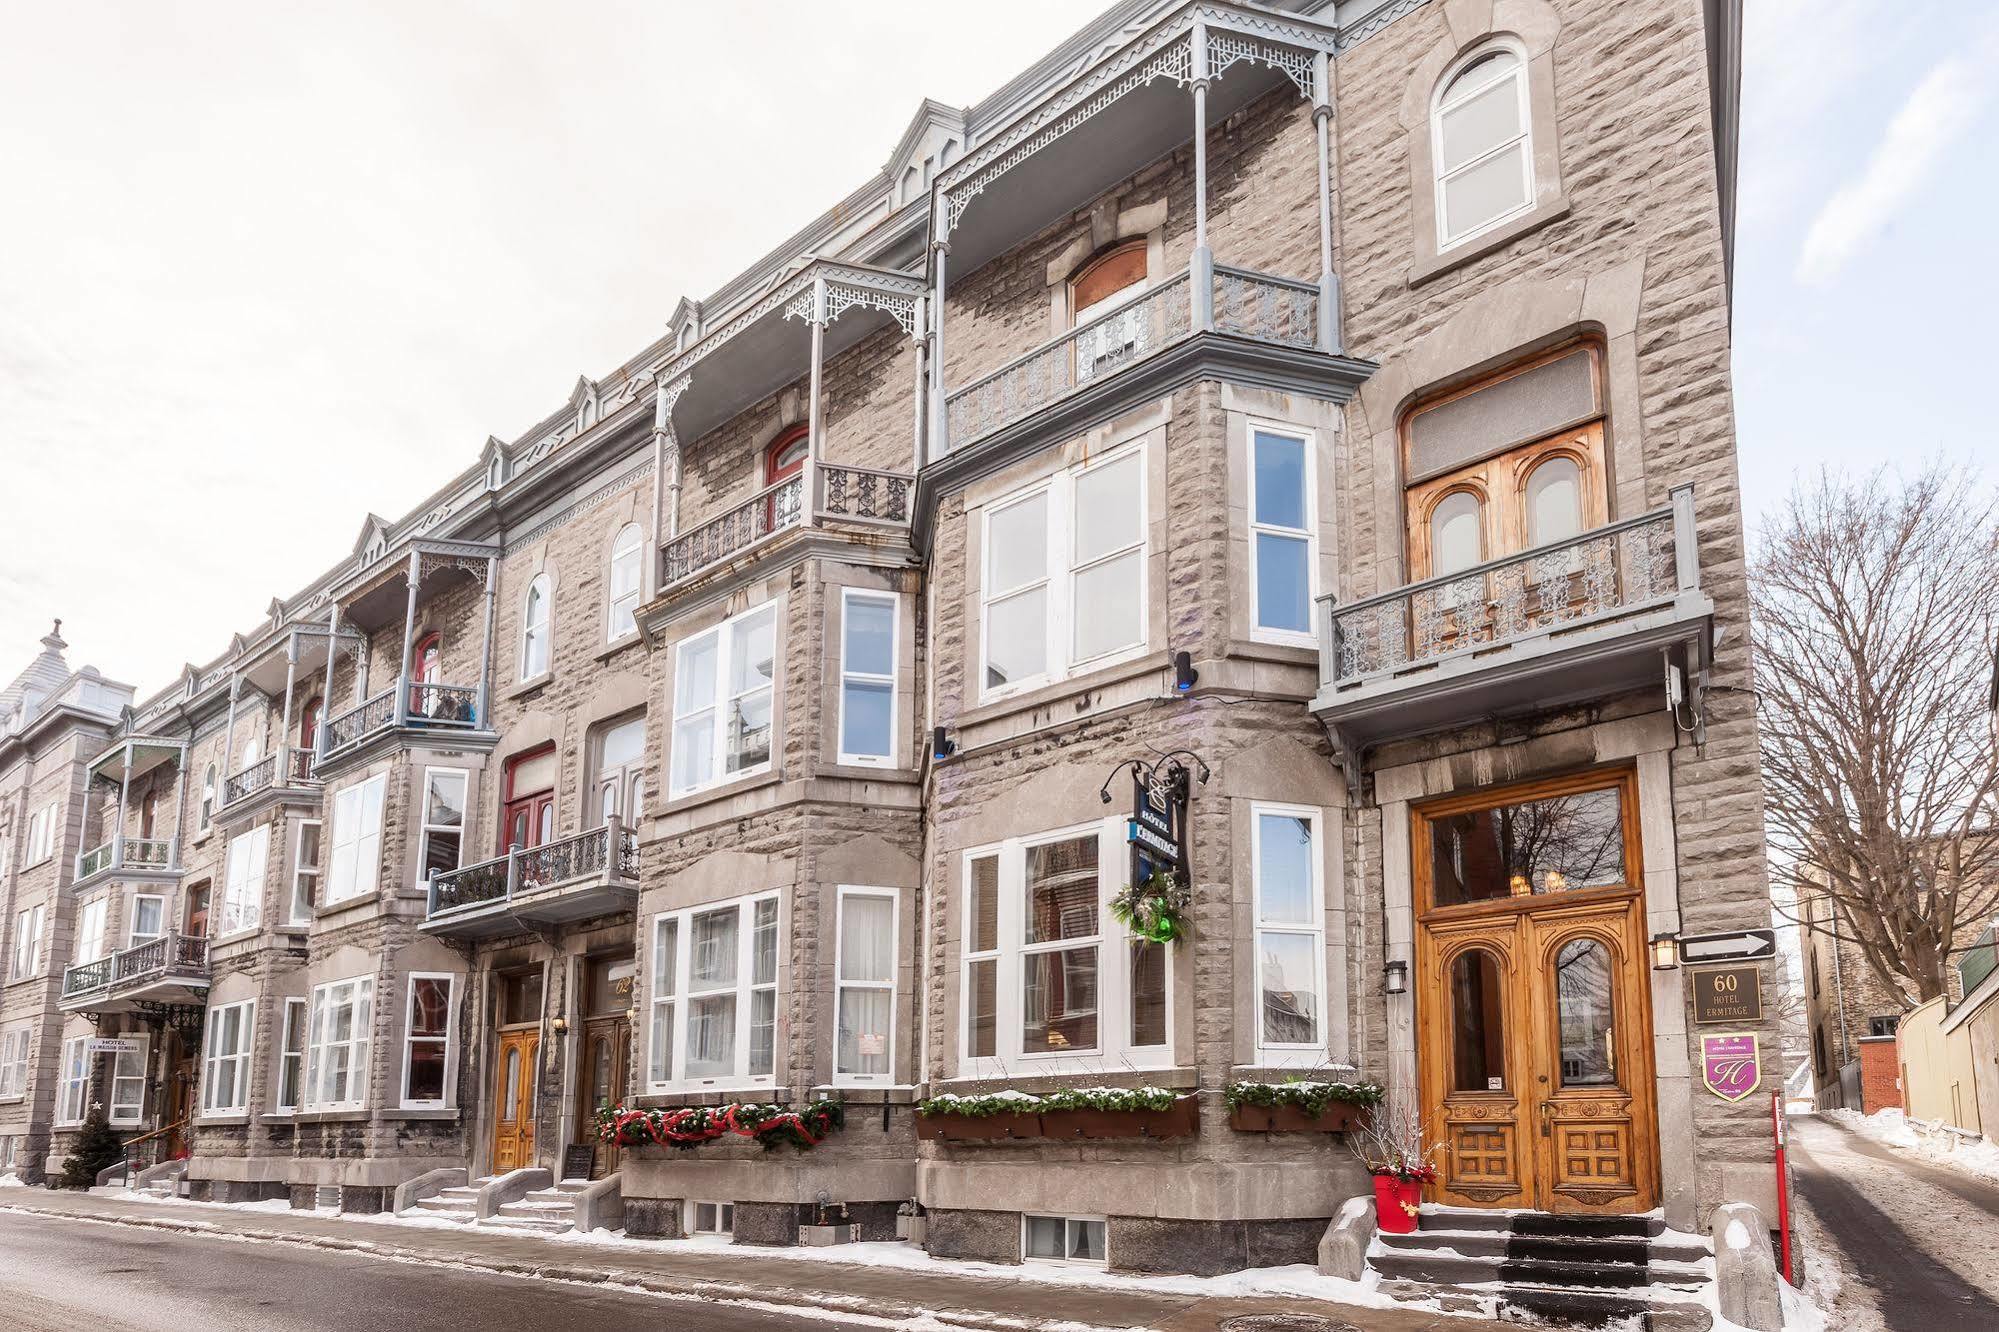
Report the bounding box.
[1539,1102,1554,1138]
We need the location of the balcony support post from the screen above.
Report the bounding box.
[219,678,241,805]
[646,391,669,599]
[929,194,949,455]
[168,746,188,868]
[394,550,421,726]
[1189,22,1214,334]
[114,746,133,868]
[316,605,340,760]
[805,275,827,526]
[278,633,299,773]
[77,773,94,877]
[1312,50,1342,355]
[475,556,498,729]
[911,297,927,473]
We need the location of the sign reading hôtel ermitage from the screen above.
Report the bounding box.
[1700,1032,1762,1103]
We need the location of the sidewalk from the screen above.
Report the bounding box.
[0,1187,1495,1332]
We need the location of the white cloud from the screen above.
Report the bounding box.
[1795,36,1998,285]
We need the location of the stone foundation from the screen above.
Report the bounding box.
[1108,1216,1328,1275]
[622,1196,683,1239]
[925,1208,1021,1265]
[339,1184,388,1215]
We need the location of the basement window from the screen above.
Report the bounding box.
[1023,1214,1107,1267]
[689,1201,734,1237]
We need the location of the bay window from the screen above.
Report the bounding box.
[306,976,373,1110]
[109,1038,148,1124]
[647,893,779,1091]
[959,820,1169,1075]
[980,447,1146,699]
[75,896,108,963]
[670,604,777,798]
[418,770,467,883]
[1248,427,1316,642]
[1252,804,1326,1062]
[837,590,897,767]
[325,775,386,904]
[401,973,455,1108]
[219,824,269,936]
[129,894,165,946]
[57,1036,89,1125]
[834,888,897,1084]
[202,1000,255,1115]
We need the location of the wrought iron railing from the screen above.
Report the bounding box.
[113,932,207,984]
[223,753,277,805]
[286,746,317,784]
[323,690,396,751]
[427,821,638,922]
[408,682,479,728]
[663,475,804,587]
[62,956,113,998]
[75,836,178,881]
[818,464,914,526]
[1323,504,1688,687]
[1214,265,1319,349]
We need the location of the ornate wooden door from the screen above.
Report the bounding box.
[491,1029,539,1173]
[575,1016,629,1176]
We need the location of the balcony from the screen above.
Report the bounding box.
[422,820,640,939]
[59,932,210,1014]
[661,462,913,593]
[321,682,484,760]
[1312,487,1714,747]
[73,835,180,889]
[221,745,318,811]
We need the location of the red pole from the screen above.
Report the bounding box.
[1772,1092,1793,1284]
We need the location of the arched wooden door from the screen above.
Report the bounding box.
[491,1029,539,1173]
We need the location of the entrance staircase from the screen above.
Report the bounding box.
[1372,1208,1714,1329]
[408,1177,587,1235]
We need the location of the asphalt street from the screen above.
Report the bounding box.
[0,1208,875,1331]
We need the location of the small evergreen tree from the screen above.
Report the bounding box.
[60,1105,124,1190]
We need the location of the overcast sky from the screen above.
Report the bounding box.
[3,0,1994,692]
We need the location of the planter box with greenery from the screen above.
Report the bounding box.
[1224,1080,1384,1134]
[917,1087,1196,1142]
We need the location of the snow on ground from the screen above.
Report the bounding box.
[1781,1187,1874,1332]
[1822,1107,1999,1185]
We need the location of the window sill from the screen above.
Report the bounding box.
[634,1085,789,1109]
[935,1066,1198,1097]
[196,1113,250,1127]
[504,672,553,702]
[1407,196,1571,288]
[658,767,782,819]
[955,649,1170,733]
[291,1108,370,1123]
[258,1111,297,1124]
[391,1107,461,1121]
[0,1096,24,1105]
[313,893,378,921]
[594,634,643,663]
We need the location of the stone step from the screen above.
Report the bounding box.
[481,1214,574,1235]
[1371,1249,1707,1292]
[1379,1227,1710,1266]
[1417,1206,1667,1239]
[1379,1278,1712,1331]
[497,1200,577,1220]
[412,1197,479,1218]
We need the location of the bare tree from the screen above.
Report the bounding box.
[1755,462,1999,1005]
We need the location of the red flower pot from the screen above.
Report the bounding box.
[1372,1172,1423,1234]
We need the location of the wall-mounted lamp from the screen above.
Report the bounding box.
[1650,932,1681,971]
[932,726,956,761]
[1173,651,1199,693]
[1383,959,1409,995]
[550,1014,569,1034]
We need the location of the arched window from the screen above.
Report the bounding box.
[607,524,643,642]
[298,696,323,756]
[1433,46,1533,249]
[520,575,551,680]
[1450,947,1507,1093]
[1429,489,1486,577]
[763,425,809,532]
[1524,456,1583,547]
[240,730,262,771]
[1068,240,1147,326]
[200,764,217,830]
[408,632,440,717]
[1554,937,1617,1087]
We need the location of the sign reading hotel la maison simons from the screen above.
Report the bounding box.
[1690,964,1764,1024]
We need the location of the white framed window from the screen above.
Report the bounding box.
[837,590,897,767]
[688,1200,735,1236]
[200,765,217,830]
[520,573,552,680]
[240,729,263,772]
[10,904,44,980]
[57,1035,89,1125]
[275,997,307,1113]
[219,824,269,937]
[75,896,108,964]
[306,976,373,1110]
[0,1024,30,1098]
[325,775,386,904]
[109,1037,149,1125]
[669,604,777,798]
[129,894,165,947]
[1432,44,1534,250]
[24,805,54,866]
[592,714,646,823]
[418,769,467,883]
[1023,1214,1108,1267]
[834,887,897,1085]
[289,821,321,925]
[607,523,643,642]
[958,819,1170,1076]
[647,893,779,1092]
[1251,803,1326,1064]
[980,446,1147,700]
[400,973,456,1109]
[202,999,255,1115]
[1248,426,1316,643]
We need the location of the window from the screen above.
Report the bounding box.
[401,973,456,1108]
[647,893,779,1091]
[276,997,307,1112]
[240,729,263,772]
[129,894,165,946]
[202,1000,255,1115]
[689,1201,735,1236]
[1451,948,1506,1092]
[591,715,646,824]
[57,1036,89,1125]
[325,775,386,904]
[670,604,776,797]
[290,821,321,925]
[24,805,53,866]
[838,591,897,766]
[219,824,269,936]
[306,976,373,1110]
[1868,1015,1898,1039]
[502,746,558,852]
[1433,45,1532,248]
[959,821,1169,1074]
[0,1024,30,1098]
[200,765,217,830]
[76,896,108,964]
[835,888,896,1084]
[607,524,643,641]
[980,447,1146,699]
[1555,938,1616,1088]
[1068,242,1150,380]
[1248,427,1315,641]
[109,1037,149,1124]
[1253,806,1326,1061]
[418,770,467,883]
[1024,1215,1107,1267]
[520,574,551,680]
[1425,778,1631,907]
[10,904,44,980]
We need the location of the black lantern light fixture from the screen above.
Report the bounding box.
[1383,958,1409,995]
[1651,932,1681,970]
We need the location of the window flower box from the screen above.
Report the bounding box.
[1223,1079,1384,1134]
[915,1110,1043,1142]
[916,1087,1194,1142]
[1040,1094,1198,1141]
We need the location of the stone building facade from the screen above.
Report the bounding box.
[9,0,1777,1283]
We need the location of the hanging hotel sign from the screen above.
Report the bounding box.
[86,1038,142,1056]
[1125,764,1191,886]
[1691,965,1763,1024]
[1700,1032,1762,1103]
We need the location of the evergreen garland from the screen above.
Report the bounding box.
[1223,1078,1386,1118]
[596,1100,845,1153]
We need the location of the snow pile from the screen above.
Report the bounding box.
[1824,1107,1999,1185]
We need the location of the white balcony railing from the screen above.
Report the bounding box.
[61,932,208,1004]
[426,821,639,923]
[75,836,178,882]
[222,746,318,807]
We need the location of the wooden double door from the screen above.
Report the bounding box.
[1415,771,1658,1215]
[491,1028,540,1173]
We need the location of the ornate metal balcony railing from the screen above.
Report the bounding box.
[818,464,913,526]
[323,689,397,752]
[663,474,804,587]
[1324,507,1686,687]
[75,836,178,882]
[60,933,206,1006]
[223,753,277,805]
[427,821,639,922]
[519,823,637,889]
[286,745,317,784]
[408,682,479,728]
[1213,265,1319,349]
[428,851,514,917]
[945,271,1192,451]
[62,956,113,998]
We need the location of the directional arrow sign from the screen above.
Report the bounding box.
[1679,929,1777,965]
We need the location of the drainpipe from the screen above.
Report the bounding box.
[1189,20,1214,333]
